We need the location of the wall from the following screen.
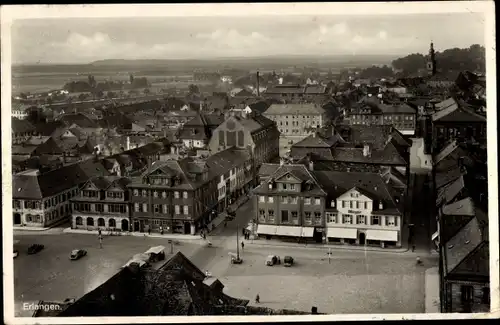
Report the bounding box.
[447,281,490,313]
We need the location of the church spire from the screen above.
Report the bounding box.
[427,41,437,76]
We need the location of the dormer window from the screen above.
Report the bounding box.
[331,200,336,208]
[268,182,273,190]
[379,202,384,210]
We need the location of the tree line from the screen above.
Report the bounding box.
[63,74,151,93]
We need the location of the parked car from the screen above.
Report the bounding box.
[266,255,280,266]
[14,250,19,258]
[70,249,87,260]
[284,256,294,267]
[27,244,44,255]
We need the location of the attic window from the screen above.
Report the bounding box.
[268,182,273,190]
[286,174,290,179]
[465,240,471,244]
[378,202,383,210]
[330,200,336,208]
[448,244,454,249]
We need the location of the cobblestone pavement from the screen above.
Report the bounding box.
[13,233,200,304]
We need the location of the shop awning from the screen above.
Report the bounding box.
[301,227,314,237]
[432,231,439,241]
[366,229,398,242]
[257,224,278,235]
[326,227,357,239]
[276,226,302,237]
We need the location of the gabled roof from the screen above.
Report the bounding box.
[442,197,476,216]
[435,166,466,189]
[292,133,339,148]
[12,117,35,133]
[258,163,281,178]
[206,147,251,178]
[432,99,486,123]
[253,164,326,196]
[436,176,466,207]
[444,217,485,276]
[13,160,110,199]
[58,113,100,128]
[86,176,132,191]
[264,103,326,115]
[313,171,402,215]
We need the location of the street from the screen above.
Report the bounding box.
[12,198,437,315]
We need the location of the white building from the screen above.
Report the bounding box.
[12,104,30,120]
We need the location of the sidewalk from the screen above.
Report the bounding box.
[62,228,203,242]
[13,226,51,232]
[425,267,441,313]
[205,195,250,235]
[246,239,413,254]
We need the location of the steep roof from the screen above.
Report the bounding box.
[13,160,110,199]
[432,99,486,123]
[442,197,476,216]
[253,164,326,196]
[12,117,35,133]
[313,171,402,215]
[444,217,485,276]
[435,166,466,189]
[206,148,251,178]
[58,113,100,128]
[292,133,340,148]
[264,103,326,115]
[436,176,466,207]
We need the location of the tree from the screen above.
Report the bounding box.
[188,84,200,95]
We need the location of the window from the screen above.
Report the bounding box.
[482,287,490,304]
[175,205,180,214]
[259,196,265,203]
[183,191,188,199]
[142,203,148,213]
[314,212,322,223]
[153,191,158,198]
[364,202,368,210]
[290,197,298,204]
[330,200,336,208]
[291,211,298,219]
[141,190,147,197]
[174,191,180,199]
[86,217,94,226]
[154,204,161,213]
[282,183,287,190]
[350,201,354,209]
[315,197,321,205]
[342,200,346,208]
[304,197,311,205]
[350,192,359,198]
[95,204,104,212]
[304,212,312,222]
[134,203,140,212]
[356,215,366,225]
[98,218,105,227]
[162,191,167,198]
[183,205,189,215]
[342,214,353,224]
[461,285,474,303]
[162,205,168,213]
[76,217,83,225]
[281,210,289,222]
[259,209,266,221]
[371,215,380,225]
[281,196,287,203]
[290,184,295,190]
[326,212,337,223]
[268,197,274,203]
[268,210,275,221]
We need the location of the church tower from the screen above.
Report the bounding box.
[427,42,437,76]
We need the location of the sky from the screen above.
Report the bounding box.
[11,12,486,64]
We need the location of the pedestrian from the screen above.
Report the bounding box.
[412,244,416,252]
[99,235,103,249]
[160,226,164,235]
[98,228,101,236]
[148,227,151,235]
[241,241,244,250]
[255,294,260,303]
[242,228,245,236]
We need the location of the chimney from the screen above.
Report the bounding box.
[126,136,130,150]
[308,160,314,171]
[256,71,260,97]
[363,144,371,157]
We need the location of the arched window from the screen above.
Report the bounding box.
[109,218,116,228]
[76,217,83,225]
[98,218,105,227]
[87,217,94,226]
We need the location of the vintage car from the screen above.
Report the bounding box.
[27,244,44,255]
[266,255,280,266]
[70,249,87,260]
[284,256,294,267]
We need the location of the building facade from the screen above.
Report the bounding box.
[71,176,132,231]
[263,103,328,138]
[12,161,109,228]
[177,113,224,149]
[128,158,218,235]
[208,112,280,172]
[253,164,404,248]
